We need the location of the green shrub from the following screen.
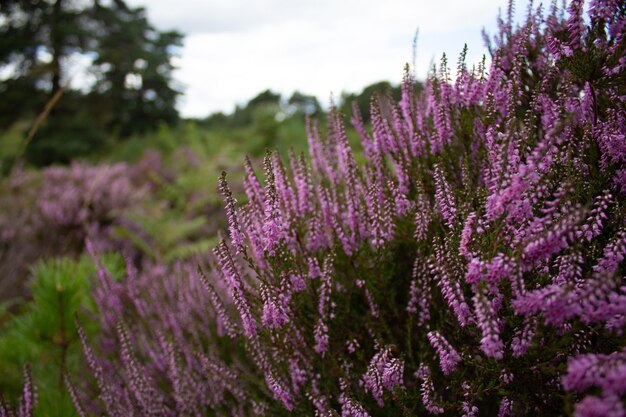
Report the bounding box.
[0,254,123,416]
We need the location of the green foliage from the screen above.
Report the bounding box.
[287,91,321,116]
[90,2,183,137]
[0,254,123,416]
[113,212,216,263]
[102,134,223,262]
[0,122,26,175]
[24,96,108,166]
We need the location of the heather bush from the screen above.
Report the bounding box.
[0,161,138,254]
[0,161,141,302]
[37,162,137,249]
[0,165,48,301]
[70,1,626,416]
[0,151,222,302]
[0,0,621,416]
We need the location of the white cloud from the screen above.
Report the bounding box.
[127,0,508,117]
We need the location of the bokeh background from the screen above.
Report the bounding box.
[1,0,508,169]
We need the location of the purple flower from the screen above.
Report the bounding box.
[213,242,257,337]
[416,364,444,414]
[473,287,504,359]
[414,194,431,242]
[362,346,404,406]
[497,397,513,417]
[431,248,471,327]
[465,254,515,287]
[382,357,404,392]
[510,317,537,358]
[197,267,239,338]
[427,331,462,375]
[16,366,36,417]
[459,212,477,259]
[340,391,371,417]
[218,172,245,254]
[407,256,432,327]
[434,164,457,228]
[243,156,264,210]
[265,371,294,411]
[461,381,478,417]
[289,150,313,217]
[313,319,329,355]
[573,394,626,417]
[261,284,289,329]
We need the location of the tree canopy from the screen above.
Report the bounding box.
[0,0,183,166]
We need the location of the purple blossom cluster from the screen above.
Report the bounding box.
[361,345,404,406]
[0,366,36,417]
[38,162,134,230]
[72,252,246,416]
[72,1,626,415]
[427,331,462,375]
[1,161,136,256]
[563,349,626,416]
[0,161,142,302]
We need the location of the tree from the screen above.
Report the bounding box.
[0,0,92,125]
[287,91,321,116]
[0,0,183,166]
[231,89,282,127]
[90,1,182,137]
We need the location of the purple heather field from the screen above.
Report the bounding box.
[0,0,625,416]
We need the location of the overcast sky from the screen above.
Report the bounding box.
[126,0,508,118]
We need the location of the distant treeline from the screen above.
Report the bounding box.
[195,80,419,130]
[1,0,421,168]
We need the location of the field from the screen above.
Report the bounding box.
[1,1,625,416]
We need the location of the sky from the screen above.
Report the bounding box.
[126,0,509,118]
